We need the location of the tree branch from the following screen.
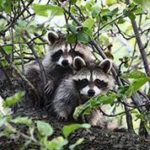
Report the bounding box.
[125,0,150,78]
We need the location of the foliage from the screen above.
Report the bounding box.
[0,94,90,149]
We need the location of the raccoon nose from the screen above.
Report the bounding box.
[62,60,69,67]
[88,89,95,97]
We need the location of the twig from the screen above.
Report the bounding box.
[1,0,34,34]
[124,105,135,133]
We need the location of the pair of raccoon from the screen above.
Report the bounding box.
[25,31,115,128]
[24,31,94,107]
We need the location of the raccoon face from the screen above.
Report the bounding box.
[73,58,114,98]
[78,77,108,97]
[51,45,73,68]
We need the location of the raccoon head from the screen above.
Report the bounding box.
[44,32,94,68]
[47,32,72,68]
[73,58,114,99]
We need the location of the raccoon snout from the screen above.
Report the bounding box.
[88,89,95,97]
[62,59,69,67]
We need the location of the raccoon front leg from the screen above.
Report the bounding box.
[52,91,78,121]
[53,98,75,121]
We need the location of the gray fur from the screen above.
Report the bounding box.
[52,76,79,119]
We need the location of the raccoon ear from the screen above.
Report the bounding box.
[48,31,59,45]
[73,56,86,70]
[99,59,112,73]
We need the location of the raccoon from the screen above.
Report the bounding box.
[52,57,115,125]
[43,31,95,96]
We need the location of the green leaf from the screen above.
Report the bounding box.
[3,45,13,54]
[92,8,100,18]
[69,138,84,150]
[63,123,91,138]
[82,27,93,37]
[47,136,68,150]
[11,117,32,126]
[122,71,147,79]
[99,33,110,46]
[36,121,53,137]
[117,18,126,24]
[83,18,94,29]
[127,77,149,97]
[101,8,111,17]
[111,8,119,15]
[73,104,90,120]
[71,0,77,4]
[0,0,11,13]
[32,4,64,17]
[134,0,144,4]
[134,6,144,14]
[66,34,77,44]
[67,24,77,34]
[106,0,117,6]
[134,0,150,6]
[128,12,136,20]
[117,86,129,98]
[77,32,90,43]
[97,92,117,105]
[3,91,24,108]
[0,59,8,67]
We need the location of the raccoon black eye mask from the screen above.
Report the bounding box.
[74,79,89,89]
[95,79,108,89]
[51,49,63,62]
[75,79,108,90]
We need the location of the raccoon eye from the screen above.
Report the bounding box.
[80,79,89,87]
[51,49,63,62]
[95,79,108,88]
[74,79,88,89]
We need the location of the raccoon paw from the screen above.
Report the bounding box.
[44,80,54,95]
